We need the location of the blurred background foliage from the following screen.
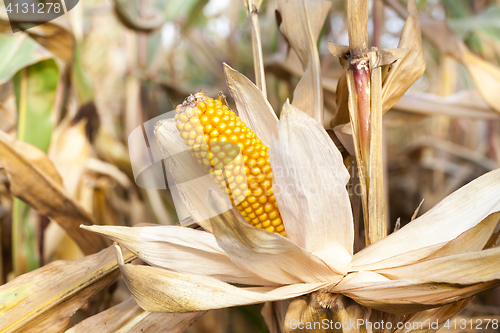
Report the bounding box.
[1,0,500,331]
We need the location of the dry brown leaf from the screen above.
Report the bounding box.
[381,0,425,113]
[0,131,108,255]
[0,17,75,62]
[461,50,500,113]
[67,296,205,333]
[276,0,331,123]
[0,246,135,333]
[393,91,500,120]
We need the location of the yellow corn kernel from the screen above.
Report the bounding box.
[175,92,285,236]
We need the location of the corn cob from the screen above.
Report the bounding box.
[174,92,285,236]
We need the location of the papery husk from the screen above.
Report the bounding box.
[270,102,353,272]
[276,0,330,123]
[154,119,223,232]
[0,130,107,255]
[374,247,500,283]
[0,246,135,333]
[332,271,500,314]
[351,168,500,270]
[223,64,278,147]
[66,296,205,333]
[113,244,329,313]
[82,224,276,286]
[207,189,344,284]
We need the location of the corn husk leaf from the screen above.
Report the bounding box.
[381,0,425,113]
[207,189,343,284]
[276,0,330,123]
[223,64,278,147]
[67,296,204,333]
[0,246,135,333]
[82,225,277,286]
[270,102,353,272]
[332,271,499,314]
[114,244,329,313]
[0,131,107,255]
[351,168,500,270]
[374,247,500,283]
[155,119,223,232]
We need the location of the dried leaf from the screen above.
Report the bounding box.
[270,101,353,272]
[207,189,343,284]
[332,271,500,314]
[223,63,278,147]
[461,50,500,113]
[82,225,276,286]
[351,169,500,270]
[114,244,329,313]
[67,296,204,333]
[276,0,331,123]
[381,0,425,113]
[0,131,108,255]
[0,246,135,333]
[375,247,500,283]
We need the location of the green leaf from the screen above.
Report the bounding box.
[12,59,59,275]
[0,34,52,85]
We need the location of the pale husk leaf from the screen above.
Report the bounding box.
[332,271,499,314]
[0,130,107,255]
[115,245,328,313]
[0,247,135,333]
[82,225,276,286]
[223,63,278,147]
[381,0,425,113]
[351,212,500,272]
[276,0,330,123]
[67,297,204,333]
[374,247,500,283]
[270,101,353,272]
[351,168,500,270]
[154,119,223,232]
[207,189,343,284]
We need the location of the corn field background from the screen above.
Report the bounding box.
[1,0,500,332]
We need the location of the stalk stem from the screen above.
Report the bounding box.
[246,0,267,97]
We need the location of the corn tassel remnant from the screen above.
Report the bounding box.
[175,93,285,236]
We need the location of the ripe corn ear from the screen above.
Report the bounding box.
[174,93,285,236]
